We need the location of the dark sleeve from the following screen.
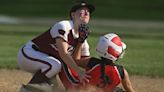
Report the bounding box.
[87,57,101,69]
[115,64,125,80]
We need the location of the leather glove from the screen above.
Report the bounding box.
[78,24,90,43]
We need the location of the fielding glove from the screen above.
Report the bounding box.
[78,24,90,43]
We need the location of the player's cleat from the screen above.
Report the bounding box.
[19,83,54,92]
[19,84,31,92]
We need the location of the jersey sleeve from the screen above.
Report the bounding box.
[50,21,70,42]
[81,40,90,56]
[115,64,125,80]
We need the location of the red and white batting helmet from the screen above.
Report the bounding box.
[96,33,126,61]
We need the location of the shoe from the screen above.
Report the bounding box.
[19,83,54,92]
[19,84,31,92]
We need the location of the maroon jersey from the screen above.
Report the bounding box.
[31,20,90,59]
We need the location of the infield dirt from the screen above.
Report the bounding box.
[0,69,164,92]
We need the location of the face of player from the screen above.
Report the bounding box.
[72,7,90,25]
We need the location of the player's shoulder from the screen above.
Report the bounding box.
[114,63,123,68]
[56,20,73,27]
[51,20,73,32]
[114,64,124,72]
[87,57,101,69]
[114,64,125,80]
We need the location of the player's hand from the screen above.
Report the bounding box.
[78,24,90,43]
[78,70,91,86]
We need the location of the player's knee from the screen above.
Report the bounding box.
[52,63,62,74]
[45,61,62,78]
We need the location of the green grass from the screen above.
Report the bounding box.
[88,23,164,77]
[0,0,164,20]
[122,39,164,76]
[0,24,48,69]
[0,19,164,77]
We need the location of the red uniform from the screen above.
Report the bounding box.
[59,58,124,92]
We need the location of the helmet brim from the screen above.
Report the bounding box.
[70,2,95,14]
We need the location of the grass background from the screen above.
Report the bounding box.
[0,0,164,20]
[0,19,164,77]
[0,0,164,77]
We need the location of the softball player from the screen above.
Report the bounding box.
[17,1,95,91]
[59,33,135,92]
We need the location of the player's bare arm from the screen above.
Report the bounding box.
[55,37,89,84]
[72,42,83,60]
[121,69,135,92]
[73,25,91,66]
[55,37,81,72]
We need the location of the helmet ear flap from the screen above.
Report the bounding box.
[118,42,126,59]
[121,42,126,50]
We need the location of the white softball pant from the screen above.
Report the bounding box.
[17,41,62,78]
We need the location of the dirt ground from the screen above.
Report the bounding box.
[0,69,164,92]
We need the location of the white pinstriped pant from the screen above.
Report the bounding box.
[17,41,62,78]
